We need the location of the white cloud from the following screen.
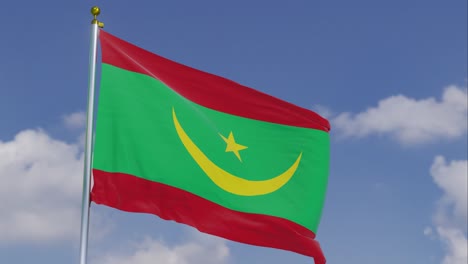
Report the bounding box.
[92,233,230,264]
[333,85,467,144]
[63,111,86,130]
[431,156,468,226]
[429,156,468,264]
[437,227,468,264]
[0,129,84,243]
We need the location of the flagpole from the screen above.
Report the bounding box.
[79,6,103,264]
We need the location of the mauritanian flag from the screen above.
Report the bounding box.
[91,30,330,264]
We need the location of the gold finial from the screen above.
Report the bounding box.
[91,6,104,28]
[91,6,100,16]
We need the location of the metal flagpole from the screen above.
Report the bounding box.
[79,6,103,264]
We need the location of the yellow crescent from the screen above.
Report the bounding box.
[172,108,302,196]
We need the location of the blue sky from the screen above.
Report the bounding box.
[0,1,466,264]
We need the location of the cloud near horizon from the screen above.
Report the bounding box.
[333,85,467,144]
[0,128,84,243]
[92,233,230,264]
[429,156,467,264]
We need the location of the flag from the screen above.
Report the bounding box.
[91,30,330,264]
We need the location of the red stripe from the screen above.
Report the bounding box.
[99,30,330,132]
[91,169,326,263]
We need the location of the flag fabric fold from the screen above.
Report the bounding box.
[91,29,330,264]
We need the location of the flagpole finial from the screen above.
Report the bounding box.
[90,6,104,28]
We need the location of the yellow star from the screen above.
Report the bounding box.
[219,132,248,162]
